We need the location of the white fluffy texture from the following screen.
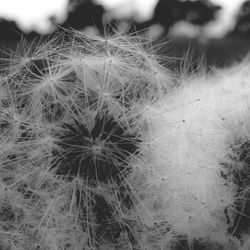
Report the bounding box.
[0,31,174,250]
[1,30,250,249]
[133,60,250,248]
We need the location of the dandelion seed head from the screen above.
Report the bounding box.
[1,28,250,249]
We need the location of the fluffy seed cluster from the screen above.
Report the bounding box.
[0,30,250,250]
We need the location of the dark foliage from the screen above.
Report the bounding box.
[62,0,105,31]
[134,0,221,34]
[232,1,250,37]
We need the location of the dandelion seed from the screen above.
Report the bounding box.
[1,29,250,249]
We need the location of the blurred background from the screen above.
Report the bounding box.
[0,0,250,67]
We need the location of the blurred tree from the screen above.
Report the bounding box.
[62,0,105,31]
[183,0,221,26]
[134,0,221,35]
[0,0,106,47]
[232,1,250,37]
[140,0,183,33]
[0,19,25,47]
[153,0,183,30]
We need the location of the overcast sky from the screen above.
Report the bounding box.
[0,0,246,37]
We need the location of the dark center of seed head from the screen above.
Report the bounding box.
[54,112,138,183]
